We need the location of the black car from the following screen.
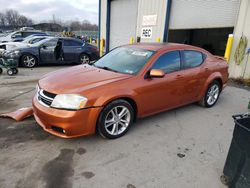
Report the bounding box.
[3,37,99,68]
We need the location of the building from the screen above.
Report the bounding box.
[228,0,250,79]
[99,0,240,55]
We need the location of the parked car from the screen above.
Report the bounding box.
[0,30,47,43]
[15,33,49,42]
[0,36,49,51]
[3,37,99,67]
[33,43,229,139]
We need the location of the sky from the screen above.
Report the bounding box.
[0,0,99,24]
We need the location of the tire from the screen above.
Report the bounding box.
[21,54,37,68]
[12,68,18,74]
[97,99,134,139]
[220,175,230,186]
[7,69,14,76]
[0,68,2,74]
[199,80,221,108]
[79,53,90,64]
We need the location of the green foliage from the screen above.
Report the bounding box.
[234,35,248,65]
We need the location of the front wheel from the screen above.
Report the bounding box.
[7,69,14,76]
[0,68,2,74]
[97,100,134,139]
[199,80,221,108]
[21,54,37,68]
[79,54,90,64]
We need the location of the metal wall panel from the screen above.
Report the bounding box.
[136,0,167,42]
[109,0,138,49]
[169,0,241,29]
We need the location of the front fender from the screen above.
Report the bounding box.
[92,89,138,107]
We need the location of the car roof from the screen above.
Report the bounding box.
[125,43,208,53]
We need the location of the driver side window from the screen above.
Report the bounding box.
[151,51,181,74]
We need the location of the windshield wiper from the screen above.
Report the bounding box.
[102,66,118,72]
[93,65,118,73]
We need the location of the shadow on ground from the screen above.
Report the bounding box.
[0,117,55,149]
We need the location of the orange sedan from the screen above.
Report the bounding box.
[33,43,228,139]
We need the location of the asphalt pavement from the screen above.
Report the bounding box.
[0,66,249,188]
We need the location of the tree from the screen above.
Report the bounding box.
[0,12,6,26]
[70,21,81,30]
[5,9,19,28]
[17,15,28,26]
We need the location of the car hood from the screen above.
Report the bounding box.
[39,65,133,94]
[1,42,28,50]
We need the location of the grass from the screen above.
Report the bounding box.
[230,78,250,87]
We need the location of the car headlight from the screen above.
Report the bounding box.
[6,50,20,58]
[51,94,88,110]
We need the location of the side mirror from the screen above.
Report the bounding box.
[149,69,165,78]
[41,45,47,49]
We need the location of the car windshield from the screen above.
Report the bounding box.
[94,47,154,75]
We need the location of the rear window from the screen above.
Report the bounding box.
[183,50,204,69]
[64,39,82,46]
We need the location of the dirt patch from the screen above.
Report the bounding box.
[0,118,53,149]
[127,184,136,188]
[228,79,250,91]
[41,149,75,188]
[76,148,86,155]
[81,171,95,179]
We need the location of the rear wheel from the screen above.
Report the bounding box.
[79,54,90,64]
[199,80,221,108]
[12,68,18,74]
[21,54,37,68]
[97,100,134,139]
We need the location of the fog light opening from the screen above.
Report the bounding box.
[51,126,66,134]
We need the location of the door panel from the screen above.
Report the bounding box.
[40,46,56,63]
[179,50,207,104]
[63,39,83,63]
[137,72,183,115]
[39,39,58,64]
[137,50,183,115]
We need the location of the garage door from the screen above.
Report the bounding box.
[109,0,138,49]
[169,0,241,29]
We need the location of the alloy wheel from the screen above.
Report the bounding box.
[80,54,90,64]
[23,55,36,67]
[104,106,131,136]
[206,84,220,106]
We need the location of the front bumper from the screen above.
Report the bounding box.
[32,97,103,138]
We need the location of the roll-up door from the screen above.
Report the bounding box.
[169,0,241,29]
[109,0,138,49]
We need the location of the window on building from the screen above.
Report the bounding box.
[183,50,204,69]
[151,51,181,73]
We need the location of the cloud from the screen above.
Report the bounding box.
[0,0,98,24]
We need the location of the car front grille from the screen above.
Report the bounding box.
[37,89,56,107]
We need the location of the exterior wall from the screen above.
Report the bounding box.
[229,0,250,79]
[136,0,167,43]
[100,0,107,51]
